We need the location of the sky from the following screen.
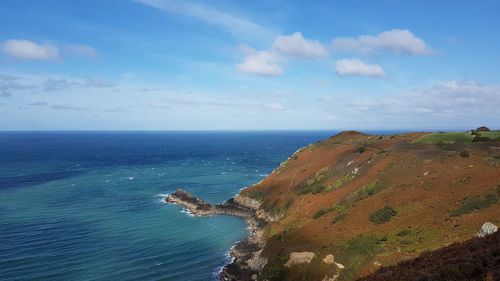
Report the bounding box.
[0,0,499,130]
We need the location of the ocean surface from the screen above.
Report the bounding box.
[0,131,342,281]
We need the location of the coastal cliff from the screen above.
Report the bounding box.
[166,130,500,281]
[165,189,270,280]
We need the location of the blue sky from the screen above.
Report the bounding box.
[1,0,499,130]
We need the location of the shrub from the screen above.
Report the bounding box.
[459,149,471,158]
[363,181,384,196]
[331,171,356,190]
[261,255,288,281]
[331,213,347,224]
[397,229,412,237]
[449,193,498,217]
[472,136,492,142]
[313,208,330,219]
[311,184,327,194]
[356,144,368,153]
[369,206,398,224]
[298,183,327,195]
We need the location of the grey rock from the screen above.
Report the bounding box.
[478,222,498,237]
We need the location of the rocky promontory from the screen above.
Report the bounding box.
[165,189,269,280]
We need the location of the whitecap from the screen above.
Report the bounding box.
[180,209,195,217]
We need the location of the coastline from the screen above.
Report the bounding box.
[165,189,270,281]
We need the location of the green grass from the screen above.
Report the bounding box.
[335,235,384,281]
[298,183,327,195]
[449,193,498,217]
[297,171,329,195]
[330,181,387,212]
[478,131,500,138]
[329,171,356,190]
[415,131,500,144]
[369,206,398,224]
[414,132,474,144]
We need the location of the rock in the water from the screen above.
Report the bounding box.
[478,222,498,237]
[285,252,315,267]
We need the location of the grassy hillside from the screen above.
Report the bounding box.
[414,131,500,144]
[240,131,500,281]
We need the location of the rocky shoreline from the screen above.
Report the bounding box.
[165,189,271,281]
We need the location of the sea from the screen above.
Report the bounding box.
[0,131,344,281]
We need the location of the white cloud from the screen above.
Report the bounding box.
[335,58,385,77]
[332,29,434,55]
[237,32,328,76]
[136,0,276,41]
[65,44,99,58]
[264,102,285,111]
[272,32,328,59]
[1,39,60,60]
[237,47,283,76]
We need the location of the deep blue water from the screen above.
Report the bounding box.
[0,131,340,281]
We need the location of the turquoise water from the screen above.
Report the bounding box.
[0,131,334,281]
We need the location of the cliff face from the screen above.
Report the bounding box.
[166,130,500,281]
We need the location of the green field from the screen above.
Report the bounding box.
[414,131,500,144]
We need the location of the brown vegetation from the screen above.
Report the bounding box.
[238,130,500,280]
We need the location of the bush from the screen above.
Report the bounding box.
[397,229,412,237]
[472,136,492,142]
[449,193,498,217]
[369,206,398,224]
[261,255,288,281]
[331,171,356,190]
[331,213,347,224]
[459,149,471,158]
[298,183,327,195]
[313,208,330,219]
[356,144,368,153]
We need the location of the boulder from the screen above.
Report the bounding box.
[284,252,315,267]
[322,254,336,264]
[478,222,498,237]
[322,254,345,269]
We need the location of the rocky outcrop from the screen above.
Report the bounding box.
[165,189,269,281]
[322,254,345,269]
[284,252,316,267]
[478,222,498,237]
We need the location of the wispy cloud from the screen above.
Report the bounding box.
[322,80,500,126]
[1,39,98,61]
[64,44,99,59]
[0,74,29,97]
[264,102,285,111]
[135,0,276,41]
[335,58,385,78]
[332,29,435,55]
[50,104,90,111]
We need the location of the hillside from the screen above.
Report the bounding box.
[237,130,500,281]
[358,230,500,281]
